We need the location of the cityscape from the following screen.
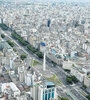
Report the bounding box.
[0,0,90,100]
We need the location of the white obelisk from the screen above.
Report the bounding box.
[43,48,46,71]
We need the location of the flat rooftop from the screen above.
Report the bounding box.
[44,82,55,86]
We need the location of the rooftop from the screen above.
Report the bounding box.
[44,82,55,86]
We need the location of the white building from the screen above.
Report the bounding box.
[70,51,77,58]
[71,66,86,82]
[82,66,90,74]
[31,82,57,100]
[1,82,20,97]
[63,60,75,70]
[18,66,25,82]
[25,72,34,86]
[84,75,90,87]
[0,65,3,74]
[10,58,13,69]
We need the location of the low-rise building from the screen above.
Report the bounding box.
[84,75,90,87]
[71,66,86,82]
[1,82,20,98]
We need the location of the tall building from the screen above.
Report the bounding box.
[25,72,34,86]
[10,58,13,69]
[84,75,90,87]
[31,85,39,100]
[1,18,3,24]
[18,66,25,83]
[38,82,57,100]
[31,82,57,100]
[47,19,51,27]
[10,24,13,31]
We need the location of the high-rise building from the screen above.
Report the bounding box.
[10,58,13,69]
[47,19,51,27]
[25,72,34,86]
[31,82,57,100]
[38,82,57,100]
[18,66,25,83]
[1,18,3,24]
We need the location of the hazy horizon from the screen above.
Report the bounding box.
[2,0,90,3]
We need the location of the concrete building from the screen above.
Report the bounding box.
[38,82,57,100]
[18,66,25,83]
[47,53,62,66]
[25,72,34,86]
[13,57,23,73]
[31,82,57,100]
[63,60,75,70]
[84,75,90,87]
[10,58,13,69]
[1,82,20,98]
[71,66,86,82]
[27,35,39,49]
[0,52,3,65]
[82,66,90,74]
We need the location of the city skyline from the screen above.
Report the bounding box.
[0,0,90,100]
[2,0,90,3]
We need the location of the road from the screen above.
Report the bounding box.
[0,29,88,100]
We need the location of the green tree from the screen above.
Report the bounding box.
[71,76,78,83]
[66,76,78,84]
[64,69,70,73]
[0,23,8,30]
[35,52,43,58]
[27,46,43,59]
[82,85,87,89]
[11,31,28,46]
[52,61,57,66]
[66,77,73,84]
[20,54,27,60]
[86,95,90,100]
[72,64,74,67]
[13,48,17,52]
[7,40,14,47]
[1,34,5,38]
[27,46,37,53]
[61,97,68,100]
[85,40,89,44]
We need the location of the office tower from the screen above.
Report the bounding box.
[11,24,13,32]
[10,58,13,69]
[18,66,25,83]
[38,82,57,100]
[25,72,34,86]
[31,85,39,100]
[31,82,57,100]
[1,18,3,24]
[47,19,51,27]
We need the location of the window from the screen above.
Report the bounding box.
[49,89,51,92]
[52,92,54,98]
[48,92,51,100]
[45,94,47,100]
[52,88,54,92]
